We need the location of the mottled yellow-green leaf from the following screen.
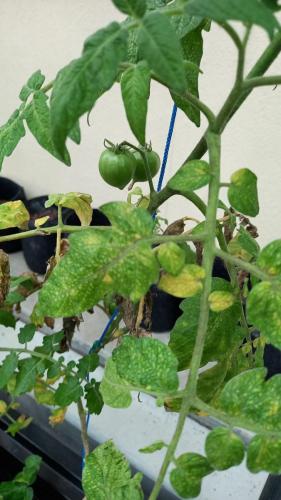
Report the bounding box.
[159,264,205,298]
[205,428,244,470]
[208,290,235,312]
[247,435,281,474]
[219,368,281,431]
[168,160,210,193]
[248,281,281,349]
[139,441,167,453]
[34,216,50,228]
[100,358,132,408]
[228,227,260,261]
[113,336,179,394]
[156,242,185,275]
[82,441,143,500]
[170,453,212,498]
[228,168,259,217]
[257,239,281,276]
[46,192,93,226]
[0,201,29,230]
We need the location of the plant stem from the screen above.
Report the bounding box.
[0,224,102,244]
[0,347,55,363]
[149,132,221,500]
[215,248,270,281]
[77,398,90,457]
[148,186,207,215]
[182,30,281,164]
[243,75,281,89]
[193,397,281,438]
[55,205,63,263]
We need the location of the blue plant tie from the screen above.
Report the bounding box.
[81,105,178,469]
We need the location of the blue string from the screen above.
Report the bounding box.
[81,104,178,469]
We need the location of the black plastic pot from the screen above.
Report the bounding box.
[0,177,27,253]
[22,196,72,275]
[151,257,230,333]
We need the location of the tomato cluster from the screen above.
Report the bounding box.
[99,144,160,189]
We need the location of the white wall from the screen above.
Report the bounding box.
[0,0,280,246]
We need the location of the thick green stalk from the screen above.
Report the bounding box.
[149,132,221,500]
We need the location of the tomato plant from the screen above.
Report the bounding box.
[0,0,281,498]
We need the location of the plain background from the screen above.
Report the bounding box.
[0,0,280,246]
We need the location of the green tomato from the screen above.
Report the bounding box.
[99,148,136,189]
[133,149,161,182]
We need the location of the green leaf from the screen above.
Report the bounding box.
[205,428,244,470]
[170,453,213,498]
[50,22,128,161]
[0,109,25,169]
[77,353,99,379]
[169,278,241,370]
[85,381,104,415]
[262,0,281,11]
[15,358,45,396]
[0,352,18,389]
[247,281,281,349]
[159,264,205,298]
[82,440,143,499]
[0,310,16,328]
[112,0,146,17]
[171,26,203,126]
[257,239,281,276]
[185,0,279,35]
[18,324,36,344]
[0,201,29,230]
[171,12,203,39]
[0,482,32,500]
[68,121,81,144]
[228,226,260,261]
[34,381,56,405]
[218,368,281,431]
[7,416,33,437]
[121,61,150,145]
[208,290,235,312]
[33,203,159,318]
[138,12,186,92]
[46,192,93,226]
[19,70,45,101]
[228,168,259,217]
[15,454,42,485]
[39,331,64,354]
[157,242,186,275]
[24,91,67,164]
[139,441,167,453]
[100,358,132,408]
[247,435,281,473]
[168,160,210,193]
[54,376,83,406]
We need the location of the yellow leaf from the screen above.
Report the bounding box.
[34,215,50,228]
[158,265,205,298]
[208,291,235,312]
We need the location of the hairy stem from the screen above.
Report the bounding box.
[215,248,270,281]
[243,75,281,89]
[77,398,90,457]
[55,205,63,263]
[149,132,221,500]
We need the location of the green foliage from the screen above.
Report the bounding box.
[45,192,93,226]
[0,352,18,389]
[54,376,83,406]
[205,428,245,470]
[170,453,213,498]
[82,440,143,499]
[228,168,259,217]
[33,202,159,318]
[0,454,41,500]
[18,324,36,344]
[100,358,132,408]
[19,70,45,101]
[156,242,186,275]
[85,381,104,415]
[0,201,29,230]
[0,310,16,328]
[50,22,128,162]
[185,0,279,35]
[138,12,186,92]
[121,61,151,145]
[0,109,25,169]
[167,160,210,193]
[228,226,260,261]
[169,278,241,370]
[15,358,45,396]
[112,336,179,393]
[139,441,167,453]
[112,0,147,17]
[257,239,281,276]
[24,91,66,163]
[77,353,99,379]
